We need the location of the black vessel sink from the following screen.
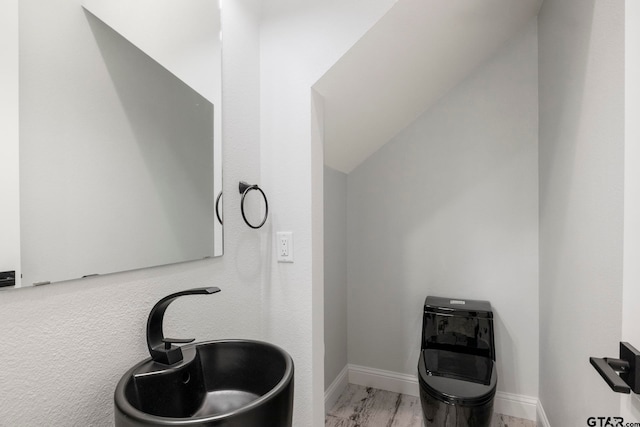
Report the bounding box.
[114,340,294,426]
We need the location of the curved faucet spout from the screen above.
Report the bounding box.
[146,287,221,365]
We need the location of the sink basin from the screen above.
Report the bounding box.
[114,339,294,426]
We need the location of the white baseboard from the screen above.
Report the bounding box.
[536,400,551,427]
[349,364,420,397]
[325,365,349,413]
[494,391,537,421]
[346,364,537,422]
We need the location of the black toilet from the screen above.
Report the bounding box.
[418,296,497,426]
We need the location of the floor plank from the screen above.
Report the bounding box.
[389,394,423,427]
[329,385,400,426]
[327,384,370,419]
[326,384,536,427]
[492,414,536,427]
[325,414,359,427]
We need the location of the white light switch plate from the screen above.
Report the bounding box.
[276,231,293,263]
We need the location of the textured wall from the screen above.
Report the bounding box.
[538,0,624,423]
[0,1,263,426]
[259,0,395,424]
[324,166,348,389]
[347,21,539,398]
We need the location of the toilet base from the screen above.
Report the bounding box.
[419,388,493,427]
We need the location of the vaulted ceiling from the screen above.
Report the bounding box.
[314,0,543,173]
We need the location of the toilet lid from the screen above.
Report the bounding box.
[418,349,497,406]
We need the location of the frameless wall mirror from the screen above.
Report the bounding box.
[1,0,222,289]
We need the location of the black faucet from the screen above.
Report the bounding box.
[146,287,221,365]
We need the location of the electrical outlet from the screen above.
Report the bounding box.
[276,232,293,263]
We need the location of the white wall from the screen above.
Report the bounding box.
[19,4,215,285]
[538,0,625,423]
[622,0,640,419]
[347,20,539,398]
[0,1,264,425]
[0,0,21,286]
[324,166,348,388]
[259,1,395,424]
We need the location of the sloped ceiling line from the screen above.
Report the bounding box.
[315,0,543,174]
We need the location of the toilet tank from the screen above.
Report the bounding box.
[421,296,495,361]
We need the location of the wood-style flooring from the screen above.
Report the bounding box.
[325,384,536,427]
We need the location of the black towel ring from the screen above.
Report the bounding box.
[215,191,223,225]
[239,181,268,229]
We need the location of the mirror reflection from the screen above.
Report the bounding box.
[1,0,222,289]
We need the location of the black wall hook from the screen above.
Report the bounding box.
[239,181,268,229]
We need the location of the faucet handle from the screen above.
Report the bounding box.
[162,337,196,350]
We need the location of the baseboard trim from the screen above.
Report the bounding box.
[494,391,537,421]
[324,365,349,413]
[348,364,420,397]
[346,364,537,422]
[536,399,551,427]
